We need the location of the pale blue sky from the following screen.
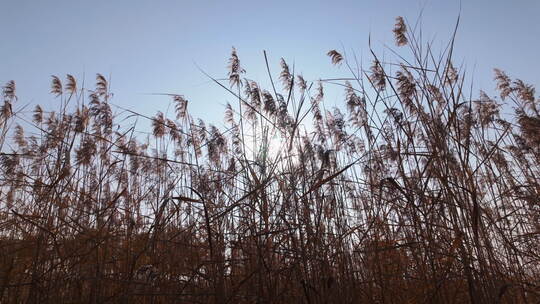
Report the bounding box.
[1,0,538,126]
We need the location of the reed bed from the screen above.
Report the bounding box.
[0,17,539,303]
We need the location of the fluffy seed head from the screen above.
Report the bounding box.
[370,60,386,90]
[494,68,513,100]
[393,16,408,46]
[51,75,63,96]
[327,50,343,65]
[66,74,77,94]
[228,47,245,87]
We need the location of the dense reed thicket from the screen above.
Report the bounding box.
[1,17,539,303]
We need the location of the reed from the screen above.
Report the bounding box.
[0,16,539,304]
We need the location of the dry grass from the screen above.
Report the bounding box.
[1,17,539,303]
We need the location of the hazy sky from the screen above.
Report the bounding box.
[1,0,538,126]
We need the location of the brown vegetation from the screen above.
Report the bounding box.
[0,17,539,303]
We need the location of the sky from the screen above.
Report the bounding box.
[1,0,539,127]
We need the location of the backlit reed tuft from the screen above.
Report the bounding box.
[393,16,408,46]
